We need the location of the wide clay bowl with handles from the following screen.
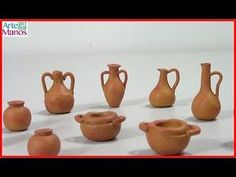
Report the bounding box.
[139,119,201,155]
[74,111,126,141]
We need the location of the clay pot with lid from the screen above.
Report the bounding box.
[139,119,201,155]
[149,68,180,107]
[191,63,223,120]
[100,64,128,107]
[3,100,31,131]
[27,128,61,156]
[41,70,75,114]
[74,111,126,141]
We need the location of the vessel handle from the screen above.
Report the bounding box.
[210,71,223,97]
[167,68,180,92]
[187,124,201,136]
[100,71,109,88]
[139,122,149,132]
[113,116,126,126]
[74,114,84,123]
[119,70,128,88]
[41,72,53,94]
[63,72,75,94]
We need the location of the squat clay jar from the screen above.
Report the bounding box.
[27,128,61,156]
[3,100,31,131]
[139,119,200,155]
[74,111,126,141]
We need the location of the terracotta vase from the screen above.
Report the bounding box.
[191,63,223,120]
[74,111,126,141]
[139,119,200,155]
[100,64,128,107]
[27,128,61,156]
[3,100,31,131]
[41,71,75,114]
[149,68,180,107]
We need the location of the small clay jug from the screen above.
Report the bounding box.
[100,64,128,107]
[41,70,75,114]
[27,128,61,156]
[3,100,31,131]
[191,63,223,120]
[149,68,180,107]
[139,119,200,155]
[74,111,126,141]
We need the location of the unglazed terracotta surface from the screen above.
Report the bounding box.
[149,68,180,107]
[139,119,201,155]
[41,71,75,114]
[74,111,126,141]
[100,64,128,107]
[3,100,31,131]
[191,63,223,120]
[27,128,61,156]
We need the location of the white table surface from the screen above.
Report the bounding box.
[2,50,234,156]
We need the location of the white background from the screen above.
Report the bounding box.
[2,21,234,156]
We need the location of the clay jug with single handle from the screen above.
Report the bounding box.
[100,64,128,107]
[191,63,223,120]
[41,70,75,114]
[149,68,180,107]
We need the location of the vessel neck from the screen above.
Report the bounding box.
[200,63,211,90]
[158,70,169,85]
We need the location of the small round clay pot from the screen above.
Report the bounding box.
[74,111,126,141]
[27,128,61,156]
[3,100,31,131]
[139,119,201,155]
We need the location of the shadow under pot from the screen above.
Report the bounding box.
[27,128,61,156]
[3,100,31,131]
[74,111,126,141]
[139,119,200,155]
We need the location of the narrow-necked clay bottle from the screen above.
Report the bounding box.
[41,71,75,114]
[27,128,61,156]
[100,64,128,107]
[149,68,180,107]
[3,100,31,131]
[191,63,223,120]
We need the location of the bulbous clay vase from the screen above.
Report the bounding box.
[27,128,61,156]
[41,71,75,114]
[100,64,128,107]
[191,63,223,120]
[74,111,126,141]
[3,100,31,131]
[149,68,180,107]
[139,119,200,155]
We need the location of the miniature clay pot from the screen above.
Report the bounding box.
[3,100,31,131]
[41,70,75,114]
[27,128,61,156]
[149,68,180,107]
[74,111,126,141]
[139,119,200,155]
[100,64,128,107]
[191,63,223,120]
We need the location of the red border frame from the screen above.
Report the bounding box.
[0,19,2,157]
[234,20,236,157]
[0,19,235,159]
